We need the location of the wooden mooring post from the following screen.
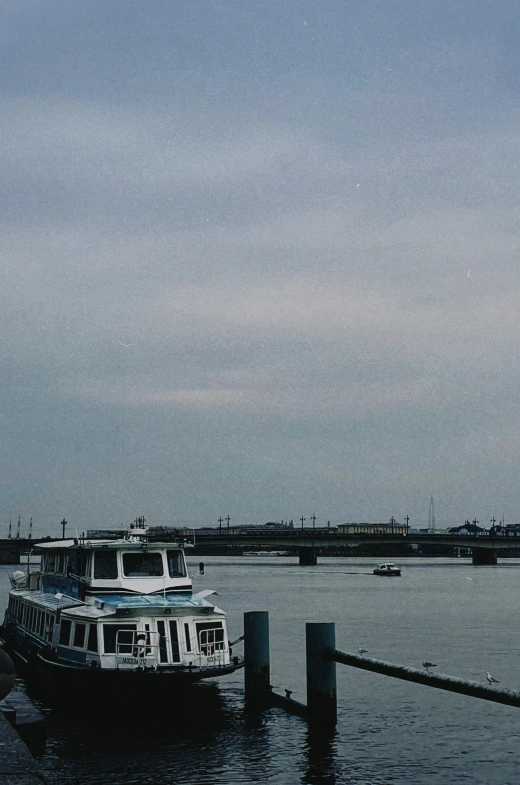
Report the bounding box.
[244,610,270,701]
[306,622,337,726]
[243,612,520,726]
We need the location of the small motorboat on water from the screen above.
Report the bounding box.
[373,562,401,576]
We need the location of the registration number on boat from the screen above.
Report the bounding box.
[120,657,147,666]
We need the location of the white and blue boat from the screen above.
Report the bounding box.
[0,519,243,701]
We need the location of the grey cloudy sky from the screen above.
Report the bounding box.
[2,1,519,536]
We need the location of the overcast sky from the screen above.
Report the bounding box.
[2,1,519,537]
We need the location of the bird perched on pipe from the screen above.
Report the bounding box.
[486,672,500,684]
[358,648,368,656]
[422,661,437,671]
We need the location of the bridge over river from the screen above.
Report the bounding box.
[194,530,517,565]
[0,532,516,566]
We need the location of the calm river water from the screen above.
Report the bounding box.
[2,556,520,785]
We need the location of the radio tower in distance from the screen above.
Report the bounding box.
[428,495,436,533]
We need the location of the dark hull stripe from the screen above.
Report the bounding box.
[85,585,192,596]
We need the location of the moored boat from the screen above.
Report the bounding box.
[0,518,243,701]
[373,562,401,576]
[243,551,291,556]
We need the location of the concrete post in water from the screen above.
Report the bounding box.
[306,622,337,726]
[0,648,15,702]
[472,549,497,565]
[244,611,270,701]
[299,547,318,566]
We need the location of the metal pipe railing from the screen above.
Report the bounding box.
[327,648,520,709]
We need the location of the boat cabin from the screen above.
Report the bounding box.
[35,536,191,599]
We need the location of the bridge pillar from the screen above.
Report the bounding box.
[299,547,318,566]
[472,549,497,566]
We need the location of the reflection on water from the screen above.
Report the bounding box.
[302,726,339,785]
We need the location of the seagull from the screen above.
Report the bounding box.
[358,648,368,656]
[423,661,437,671]
[285,689,293,699]
[486,672,500,685]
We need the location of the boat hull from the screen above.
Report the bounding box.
[373,569,401,576]
[1,626,243,704]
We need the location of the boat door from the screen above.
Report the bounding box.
[155,619,181,664]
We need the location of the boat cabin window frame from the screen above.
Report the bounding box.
[59,619,72,646]
[73,622,87,649]
[122,551,164,578]
[74,550,92,580]
[195,621,225,656]
[102,623,137,654]
[167,549,187,578]
[93,549,119,580]
[87,623,98,653]
[44,613,54,642]
[42,551,67,575]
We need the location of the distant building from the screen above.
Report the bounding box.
[448,522,487,536]
[86,529,125,539]
[490,524,520,536]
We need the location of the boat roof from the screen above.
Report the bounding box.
[94,593,216,609]
[10,589,223,619]
[11,590,83,612]
[34,539,187,550]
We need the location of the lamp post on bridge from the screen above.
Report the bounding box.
[404,515,410,535]
[225,515,231,534]
[300,516,306,531]
[61,518,67,540]
[218,517,223,535]
[311,514,316,531]
[473,518,479,538]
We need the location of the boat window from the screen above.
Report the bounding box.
[122,552,164,577]
[76,550,91,578]
[102,623,136,654]
[87,624,98,653]
[169,621,180,662]
[157,620,168,663]
[195,622,224,656]
[167,550,186,578]
[184,623,192,652]
[59,620,72,646]
[93,550,118,579]
[73,622,86,649]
